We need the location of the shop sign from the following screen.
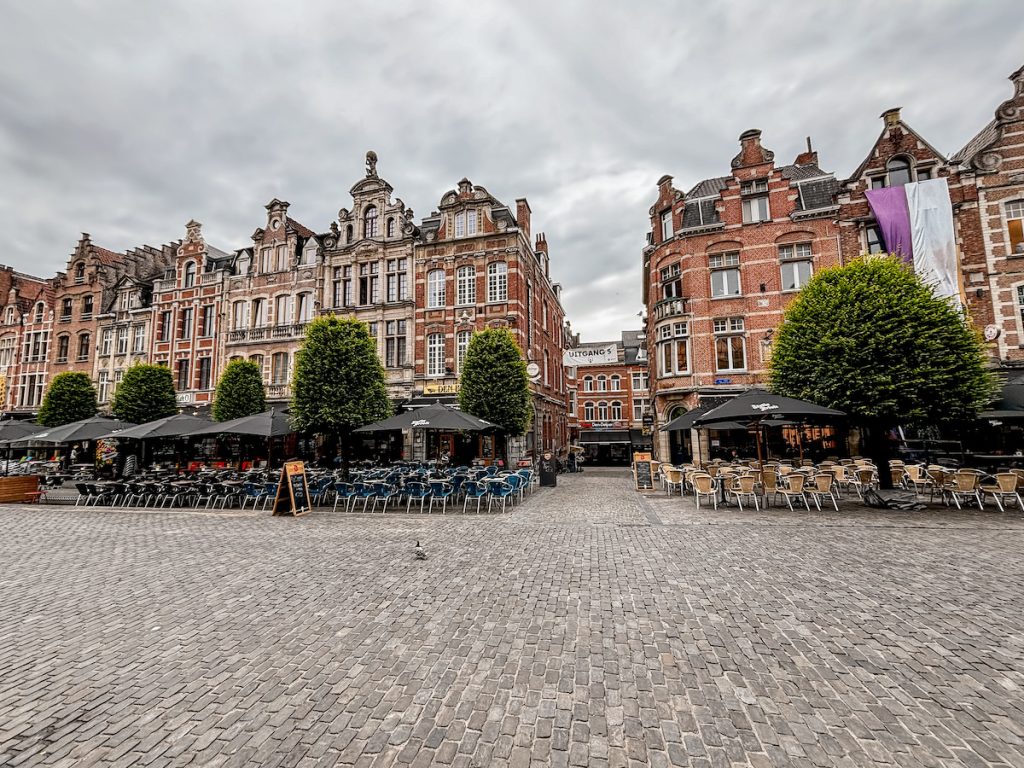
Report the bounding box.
[423,380,459,395]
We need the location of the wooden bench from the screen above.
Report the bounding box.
[0,475,45,503]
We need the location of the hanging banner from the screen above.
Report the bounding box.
[563,344,618,367]
[906,178,960,301]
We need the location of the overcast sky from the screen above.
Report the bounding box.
[1,2,1021,341]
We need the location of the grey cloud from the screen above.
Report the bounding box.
[1,0,1021,341]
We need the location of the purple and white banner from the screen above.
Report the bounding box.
[865,177,960,300]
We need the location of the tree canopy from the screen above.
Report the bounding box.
[291,316,391,436]
[769,256,998,426]
[37,372,97,427]
[111,363,178,424]
[458,328,532,436]
[212,359,266,422]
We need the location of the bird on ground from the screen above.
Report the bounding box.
[414,540,427,560]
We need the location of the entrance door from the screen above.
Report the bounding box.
[667,406,690,464]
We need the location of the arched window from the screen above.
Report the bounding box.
[427,269,446,308]
[249,354,264,375]
[74,262,85,284]
[584,402,595,421]
[34,302,44,323]
[386,217,396,238]
[610,401,622,420]
[597,375,607,392]
[487,262,508,302]
[296,292,313,323]
[183,261,196,288]
[597,401,609,421]
[271,352,289,384]
[583,376,593,392]
[610,375,620,391]
[865,225,884,254]
[364,205,378,238]
[886,156,912,187]
[77,332,91,360]
[345,224,353,243]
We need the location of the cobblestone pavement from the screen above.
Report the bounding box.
[2,469,1023,767]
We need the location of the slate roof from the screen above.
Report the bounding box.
[686,177,730,199]
[680,164,836,224]
[794,177,839,211]
[951,118,998,165]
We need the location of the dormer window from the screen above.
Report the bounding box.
[886,156,912,187]
[386,217,396,238]
[741,180,770,223]
[364,205,378,238]
[74,262,85,284]
[455,210,477,238]
[183,261,196,288]
[660,211,673,241]
[34,302,44,323]
[740,179,769,195]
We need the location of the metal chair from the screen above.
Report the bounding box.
[806,473,839,512]
[944,470,983,511]
[462,480,489,513]
[404,481,431,513]
[980,473,1022,512]
[487,480,515,513]
[729,474,760,511]
[778,473,811,511]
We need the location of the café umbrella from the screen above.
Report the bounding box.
[187,409,295,468]
[26,415,137,444]
[354,403,497,433]
[97,413,212,440]
[694,391,845,465]
[0,420,46,444]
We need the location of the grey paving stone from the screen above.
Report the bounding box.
[0,470,1022,767]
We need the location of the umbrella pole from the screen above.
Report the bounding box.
[755,422,764,469]
[798,427,804,463]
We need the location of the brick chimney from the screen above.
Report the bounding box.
[536,233,549,276]
[516,198,531,239]
[794,136,819,167]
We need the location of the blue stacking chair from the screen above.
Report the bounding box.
[404,481,431,513]
[332,482,356,512]
[371,481,400,513]
[238,482,266,510]
[504,474,524,504]
[352,482,377,512]
[428,480,455,514]
[462,481,488,514]
[517,469,535,495]
[487,480,516,513]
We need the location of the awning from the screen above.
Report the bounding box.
[979,383,1024,419]
[629,429,652,447]
[579,430,631,445]
[660,406,710,432]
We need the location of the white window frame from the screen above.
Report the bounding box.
[487,262,508,303]
[741,195,770,224]
[660,211,672,241]
[457,330,472,373]
[456,266,476,306]
[714,317,747,372]
[711,268,741,298]
[427,269,446,309]
[426,333,445,377]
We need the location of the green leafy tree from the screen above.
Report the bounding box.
[212,359,266,422]
[291,316,391,457]
[37,372,97,427]
[769,256,998,485]
[111,363,178,424]
[458,328,532,457]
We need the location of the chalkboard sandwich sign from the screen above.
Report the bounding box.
[632,451,654,491]
[272,460,311,516]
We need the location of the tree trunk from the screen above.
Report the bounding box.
[863,420,895,490]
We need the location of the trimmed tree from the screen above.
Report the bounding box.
[291,316,391,459]
[111,363,178,425]
[37,372,97,427]
[769,256,998,485]
[458,328,532,458]
[212,359,266,422]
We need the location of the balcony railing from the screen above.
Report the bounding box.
[653,297,690,320]
[266,383,290,399]
[227,323,309,343]
[200,270,225,285]
[153,278,176,293]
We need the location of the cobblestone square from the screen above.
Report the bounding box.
[2,468,1023,767]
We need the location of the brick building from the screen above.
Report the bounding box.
[416,179,569,458]
[320,152,418,404]
[642,130,841,462]
[572,331,650,464]
[835,107,987,325]
[149,221,231,410]
[952,65,1024,367]
[222,203,319,406]
[0,267,52,413]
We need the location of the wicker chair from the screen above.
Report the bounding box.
[778,473,810,511]
[729,474,760,512]
[979,473,1022,512]
[806,473,839,512]
[691,473,718,511]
